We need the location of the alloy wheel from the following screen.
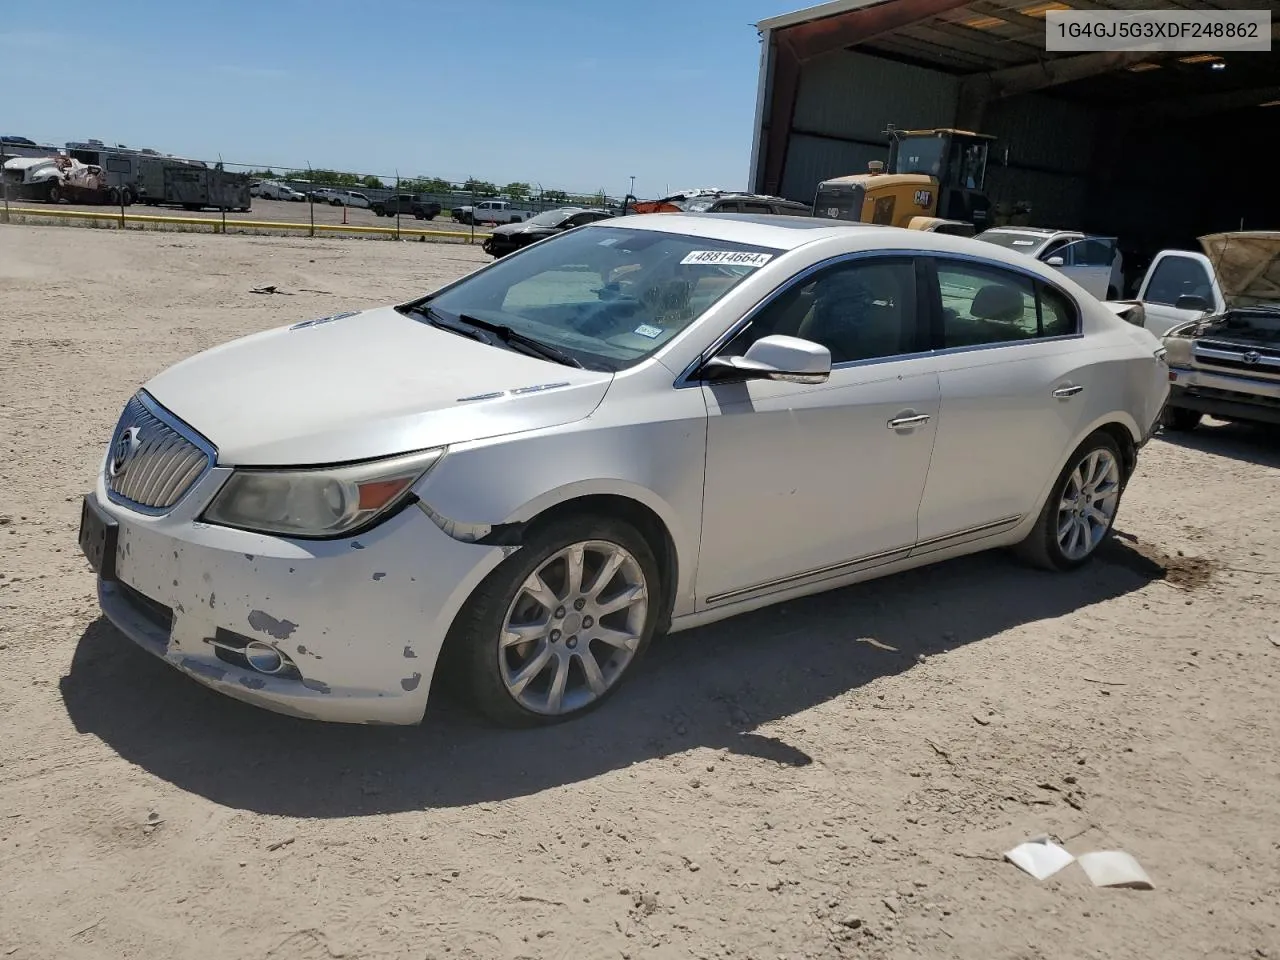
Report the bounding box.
[1056,448,1121,561]
[499,540,648,716]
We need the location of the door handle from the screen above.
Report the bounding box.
[1052,384,1084,399]
[887,414,931,430]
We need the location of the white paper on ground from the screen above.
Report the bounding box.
[1076,851,1154,889]
[1004,839,1076,880]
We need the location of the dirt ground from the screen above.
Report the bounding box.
[1,222,1278,960]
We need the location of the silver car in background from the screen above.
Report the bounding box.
[79,214,1170,727]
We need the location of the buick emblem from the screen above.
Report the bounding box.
[1243,350,1261,365]
[109,426,141,477]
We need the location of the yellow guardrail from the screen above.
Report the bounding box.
[0,204,486,241]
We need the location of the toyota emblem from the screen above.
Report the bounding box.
[109,426,141,478]
[1243,350,1261,365]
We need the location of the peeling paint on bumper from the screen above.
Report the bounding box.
[88,472,507,725]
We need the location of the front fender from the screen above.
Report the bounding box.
[414,387,708,618]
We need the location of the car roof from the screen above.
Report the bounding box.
[606,212,910,250]
[982,227,1080,239]
[601,213,1093,276]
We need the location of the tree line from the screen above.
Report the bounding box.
[245,169,612,207]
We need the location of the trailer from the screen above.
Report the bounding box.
[136,157,251,211]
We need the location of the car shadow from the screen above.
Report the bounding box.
[1156,420,1280,468]
[60,537,1167,817]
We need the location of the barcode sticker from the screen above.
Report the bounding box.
[680,250,774,267]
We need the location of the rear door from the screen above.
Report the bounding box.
[1138,251,1223,335]
[914,256,1094,550]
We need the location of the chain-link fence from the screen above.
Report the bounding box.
[1,137,630,241]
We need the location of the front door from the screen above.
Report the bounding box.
[1139,251,1219,335]
[696,255,940,607]
[1050,237,1118,300]
[915,257,1093,546]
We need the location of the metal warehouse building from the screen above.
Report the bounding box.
[748,0,1279,262]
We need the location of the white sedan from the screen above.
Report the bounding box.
[79,215,1170,727]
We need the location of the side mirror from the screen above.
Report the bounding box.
[703,335,831,385]
[1045,256,1065,267]
[1175,294,1211,312]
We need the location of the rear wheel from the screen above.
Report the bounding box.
[1162,406,1202,432]
[47,183,62,204]
[1015,431,1126,571]
[450,515,660,727]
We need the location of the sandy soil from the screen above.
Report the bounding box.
[3,196,492,240]
[1,222,1278,960]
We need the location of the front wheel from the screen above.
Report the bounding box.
[1162,406,1202,432]
[1014,431,1126,571]
[450,515,660,727]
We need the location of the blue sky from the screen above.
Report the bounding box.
[0,0,794,197]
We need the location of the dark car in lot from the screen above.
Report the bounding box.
[482,207,614,257]
[371,194,442,220]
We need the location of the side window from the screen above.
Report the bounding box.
[740,201,774,214]
[1037,282,1080,337]
[722,258,918,364]
[936,260,1039,347]
[1144,256,1213,306]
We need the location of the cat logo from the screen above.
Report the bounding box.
[913,190,933,207]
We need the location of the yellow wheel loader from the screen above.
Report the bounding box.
[813,126,1008,232]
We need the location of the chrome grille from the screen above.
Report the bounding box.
[106,393,212,512]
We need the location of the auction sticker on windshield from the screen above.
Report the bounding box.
[680,250,774,267]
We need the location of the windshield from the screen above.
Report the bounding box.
[891,136,945,177]
[417,225,782,371]
[526,209,575,227]
[975,230,1048,254]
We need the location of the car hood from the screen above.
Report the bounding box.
[142,306,613,466]
[1199,232,1280,306]
[493,221,557,236]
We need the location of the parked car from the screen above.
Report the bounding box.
[254,180,305,202]
[371,194,442,220]
[483,207,614,257]
[78,216,1169,728]
[681,192,812,216]
[628,190,812,216]
[453,199,533,225]
[975,227,1123,301]
[330,190,370,208]
[309,188,341,204]
[1155,232,1280,431]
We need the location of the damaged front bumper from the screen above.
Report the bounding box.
[82,471,507,725]
[1166,366,1280,426]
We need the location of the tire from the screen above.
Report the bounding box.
[47,183,62,204]
[449,514,662,728]
[1014,430,1127,572]
[106,187,121,205]
[1162,406,1201,432]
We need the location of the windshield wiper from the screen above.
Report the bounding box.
[408,305,497,345]
[406,305,585,368]
[455,313,585,368]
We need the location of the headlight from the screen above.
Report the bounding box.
[203,448,443,538]
[1162,334,1193,367]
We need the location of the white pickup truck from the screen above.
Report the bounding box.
[453,199,533,225]
[1106,245,1228,337]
